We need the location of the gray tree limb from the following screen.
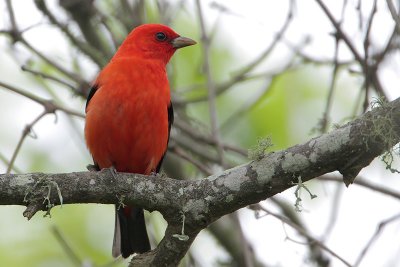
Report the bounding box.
[1,97,399,266]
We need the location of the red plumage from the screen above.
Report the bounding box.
[84,24,195,258]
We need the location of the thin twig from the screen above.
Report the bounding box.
[269,197,330,266]
[362,0,378,111]
[174,119,247,157]
[319,34,340,133]
[252,204,352,267]
[318,175,400,200]
[0,81,85,118]
[52,226,82,267]
[315,0,363,63]
[20,38,86,84]
[4,0,87,85]
[34,0,106,67]
[386,0,400,27]
[195,0,225,167]
[353,213,400,266]
[179,2,294,105]
[96,11,121,50]
[220,56,298,133]
[171,134,221,164]
[5,0,17,30]
[219,78,275,133]
[284,37,353,67]
[315,0,387,100]
[6,110,48,174]
[21,66,78,92]
[229,212,255,267]
[170,146,213,176]
[321,183,343,241]
[59,1,113,59]
[318,0,349,133]
[356,0,363,30]
[0,152,22,173]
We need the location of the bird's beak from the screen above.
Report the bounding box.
[171,36,197,48]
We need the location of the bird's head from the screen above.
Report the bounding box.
[115,24,196,64]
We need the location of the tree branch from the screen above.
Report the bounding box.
[1,96,400,266]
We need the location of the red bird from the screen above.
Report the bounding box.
[84,24,196,258]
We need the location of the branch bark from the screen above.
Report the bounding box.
[1,97,400,266]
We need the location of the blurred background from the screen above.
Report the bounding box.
[0,0,400,266]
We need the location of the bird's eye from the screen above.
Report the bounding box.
[155,32,167,41]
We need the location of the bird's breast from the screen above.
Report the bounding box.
[85,67,170,174]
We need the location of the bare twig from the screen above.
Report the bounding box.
[229,212,256,267]
[170,146,213,176]
[319,34,340,133]
[220,56,298,133]
[52,226,82,267]
[386,0,400,27]
[59,0,113,59]
[0,81,85,118]
[195,0,225,167]
[318,175,400,200]
[179,1,294,105]
[315,0,387,101]
[34,0,107,67]
[354,213,400,266]
[6,110,48,174]
[252,204,352,267]
[318,0,349,133]
[0,81,84,174]
[362,0,378,111]
[21,65,78,93]
[172,133,221,165]
[315,0,363,63]
[174,119,247,157]
[4,0,88,85]
[321,183,343,242]
[269,197,330,266]
[0,152,22,173]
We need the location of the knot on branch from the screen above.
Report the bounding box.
[8,28,22,44]
[42,100,58,114]
[340,98,400,185]
[23,175,63,220]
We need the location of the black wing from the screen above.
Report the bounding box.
[86,84,100,169]
[167,101,174,135]
[156,102,174,172]
[85,83,99,111]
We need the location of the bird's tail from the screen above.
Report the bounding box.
[112,205,151,258]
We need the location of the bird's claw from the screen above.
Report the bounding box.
[86,164,98,172]
[108,166,118,179]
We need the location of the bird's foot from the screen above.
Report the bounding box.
[149,171,165,178]
[86,164,99,172]
[107,166,118,179]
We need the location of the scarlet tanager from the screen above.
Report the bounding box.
[84,24,196,258]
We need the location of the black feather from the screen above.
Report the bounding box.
[118,206,150,257]
[156,102,174,172]
[85,84,99,110]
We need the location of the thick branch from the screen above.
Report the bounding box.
[1,97,400,266]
